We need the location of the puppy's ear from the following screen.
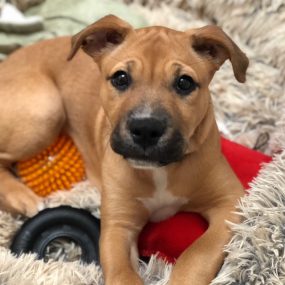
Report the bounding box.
[188,25,249,82]
[68,14,133,61]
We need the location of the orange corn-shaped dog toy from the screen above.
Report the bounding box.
[16,134,86,197]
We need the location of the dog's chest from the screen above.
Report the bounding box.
[138,169,188,222]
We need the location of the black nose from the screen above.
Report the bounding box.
[128,117,167,149]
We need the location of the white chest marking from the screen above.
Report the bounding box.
[139,168,188,222]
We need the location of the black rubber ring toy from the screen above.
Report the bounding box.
[10,205,100,264]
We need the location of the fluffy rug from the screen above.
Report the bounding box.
[212,136,285,284]
[1,0,285,284]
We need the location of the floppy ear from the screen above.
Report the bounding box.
[67,14,133,61]
[188,25,249,83]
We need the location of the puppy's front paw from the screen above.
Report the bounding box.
[0,185,43,217]
[105,273,144,285]
[106,279,143,285]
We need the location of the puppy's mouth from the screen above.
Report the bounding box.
[127,159,163,169]
[110,127,185,168]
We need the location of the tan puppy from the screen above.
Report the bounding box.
[0,15,248,284]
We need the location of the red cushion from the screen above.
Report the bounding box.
[138,137,272,262]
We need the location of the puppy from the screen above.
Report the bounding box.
[0,15,248,284]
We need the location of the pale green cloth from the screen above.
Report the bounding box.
[0,0,148,58]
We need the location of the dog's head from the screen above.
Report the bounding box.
[69,15,248,169]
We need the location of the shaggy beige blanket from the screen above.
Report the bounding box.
[1,0,285,284]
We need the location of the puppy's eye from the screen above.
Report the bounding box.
[111,70,131,91]
[174,75,198,96]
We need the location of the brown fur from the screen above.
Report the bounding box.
[0,15,248,284]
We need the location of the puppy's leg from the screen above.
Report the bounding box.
[0,74,65,216]
[169,207,239,285]
[169,161,244,285]
[100,199,148,285]
[0,167,43,216]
